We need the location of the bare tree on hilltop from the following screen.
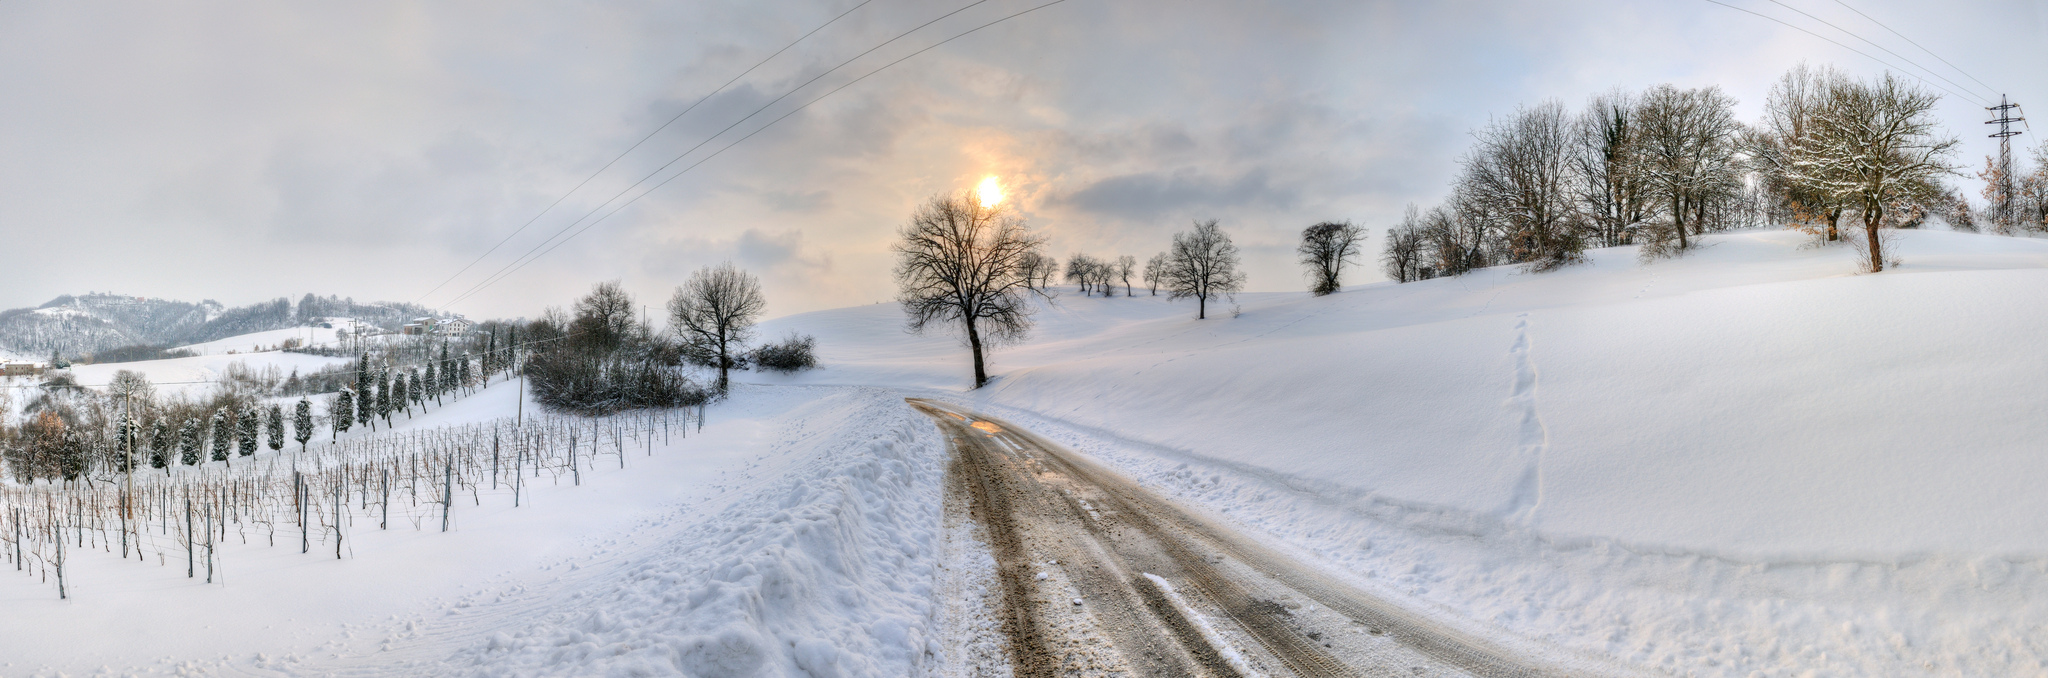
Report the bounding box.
[893,190,1050,388]
[1162,220,1245,319]
[669,262,766,393]
[1297,220,1365,295]
[1783,73,1958,272]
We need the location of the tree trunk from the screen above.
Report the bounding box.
[1197,293,1207,320]
[965,317,987,388]
[1827,208,1841,241]
[1674,195,1690,250]
[1865,205,1885,272]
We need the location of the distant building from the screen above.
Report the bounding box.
[1,363,42,377]
[401,316,476,337]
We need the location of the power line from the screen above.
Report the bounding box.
[1698,0,1985,105]
[434,0,1034,309]
[412,0,879,307]
[1761,0,1993,105]
[1827,0,2002,99]
[442,0,1075,309]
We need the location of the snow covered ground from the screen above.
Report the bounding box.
[746,228,2048,676]
[9,227,2047,676]
[172,325,345,356]
[0,380,960,678]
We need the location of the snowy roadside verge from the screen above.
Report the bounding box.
[956,399,2048,677]
[382,386,961,677]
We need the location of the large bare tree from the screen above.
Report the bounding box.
[1457,100,1584,270]
[1637,85,1741,253]
[668,262,766,392]
[1786,74,1958,272]
[571,280,639,353]
[1571,90,1655,247]
[1754,64,1852,240]
[1162,220,1246,319]
[1297,220,1365,295]
[893,190,1049,388]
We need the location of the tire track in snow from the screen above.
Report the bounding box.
[916,399,1595,677]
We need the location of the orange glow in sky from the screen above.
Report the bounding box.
[977,175,1003,208]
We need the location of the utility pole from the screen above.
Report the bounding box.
[1987,95,2026,229]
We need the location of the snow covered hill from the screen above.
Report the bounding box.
[749,228,2048,675]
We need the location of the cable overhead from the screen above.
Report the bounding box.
[433,0,1009,309]
[412,0,879,307]
[440,0,1076,309]
[1828,0,2002,99]
[1762,0,1993,104]
[1698,0,1983,105]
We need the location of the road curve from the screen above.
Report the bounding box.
[911,398,1646,678]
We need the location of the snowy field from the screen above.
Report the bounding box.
[8,227,2048,676]
[748,228,2048,676]
[0,380,956,677]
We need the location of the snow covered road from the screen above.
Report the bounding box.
[913,399,1645,677]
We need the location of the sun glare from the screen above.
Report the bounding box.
[977,175,1004,207]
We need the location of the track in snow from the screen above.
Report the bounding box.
[912,398,1631,678]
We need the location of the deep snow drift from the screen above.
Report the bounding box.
[750,228,2048,676]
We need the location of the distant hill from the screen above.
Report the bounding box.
[0,293,440,360]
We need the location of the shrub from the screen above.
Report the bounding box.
[749,333,818,373]
[525,349,709,415]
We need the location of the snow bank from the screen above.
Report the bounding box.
[397,386,951,677]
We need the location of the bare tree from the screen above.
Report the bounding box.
[1142,252,1166,295]
[1754,65,1853,240]
[894,190,1049,388]
[668,262,766,392]
[1785,73,1958,272]
[571,280,638,354]
[1572,90,1655,247]
[1163,220,1246,319]
[1637,85,1741,254]
[1380,205,1425,283]
[1115,255,1137,297]
[1018,251,1058,292]
[1064,253,1098,295]
[1297,221,1365,295]
[1457,101,1584,270]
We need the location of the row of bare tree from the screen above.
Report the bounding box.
[892,192,1248,387]
[1383,66,1965,281]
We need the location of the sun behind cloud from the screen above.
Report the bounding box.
[977,175,1003,208]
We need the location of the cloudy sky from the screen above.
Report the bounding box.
[0,0,2039,321]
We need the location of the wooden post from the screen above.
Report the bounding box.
[441,458,453,532]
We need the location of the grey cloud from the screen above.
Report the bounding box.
[1051,167,1300,220]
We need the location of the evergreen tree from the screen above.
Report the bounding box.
[410,367,424,409]
[293,397,314,450]
[425,363,439,406]
[458,352,473,393]
[265,404,285,453]
[114,413,134,472]
[149,419,171,469]
[394,372,409,417]
[237,408,258,457]
[485,330,498,375]
[332,389,355,440]
[211,410,232,462]
[357,372,375,431]
[179,419,201,466]
[355,352,371,401]
[376,370,392,426]
[438,343,454,401]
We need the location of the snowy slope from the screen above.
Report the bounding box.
[172,324,344,356]
[757,229,2048,558]
[746,228,2048,676]
[0,380,956,678]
